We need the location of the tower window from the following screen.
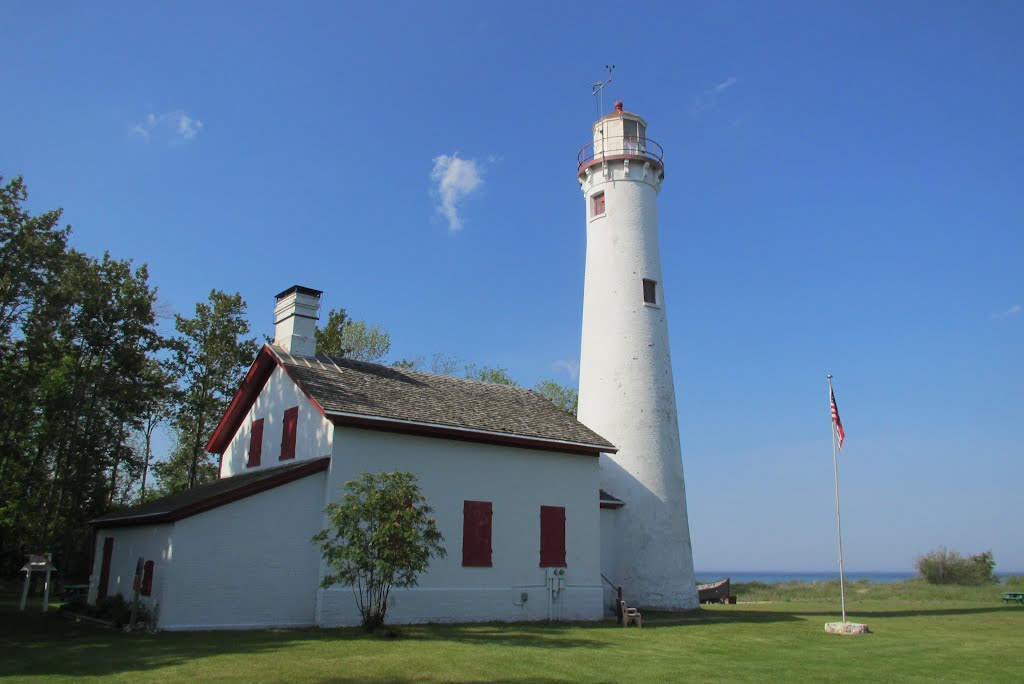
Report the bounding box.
[642,279,658,305]
[592,192,605,217]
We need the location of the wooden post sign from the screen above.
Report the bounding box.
[19,553,57,613]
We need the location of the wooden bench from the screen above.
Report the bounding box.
[619,600,642,628]
[1001,592,1024,605]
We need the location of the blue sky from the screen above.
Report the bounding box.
[3,1,1021,572]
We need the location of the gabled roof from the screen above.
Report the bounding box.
[207,345,616,457]
[92,457,330,528]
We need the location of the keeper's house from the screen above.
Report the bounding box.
[89,286,616,630]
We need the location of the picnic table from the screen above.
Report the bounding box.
[1001,592,1024,605]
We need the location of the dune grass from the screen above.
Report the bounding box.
[733,575,1024,603]
[1,582,1021,682]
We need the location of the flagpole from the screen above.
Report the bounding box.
[828,374,847,624]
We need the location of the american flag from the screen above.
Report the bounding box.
[830,386,845,450]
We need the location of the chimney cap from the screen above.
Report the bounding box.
[275,285,323,301]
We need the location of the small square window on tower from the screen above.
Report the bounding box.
[642,278,658,305]
[592,192,606,217]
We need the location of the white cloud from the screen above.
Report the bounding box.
[692,76,738,114]
[552,359,580,380]
[431,154,483,233]
[992,304,1022,319]
[130,110,204,143]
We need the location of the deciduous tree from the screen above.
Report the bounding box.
[315,307,391,362]
[166,290,257,490]
[312,471,446,630]
[534,379,578,417]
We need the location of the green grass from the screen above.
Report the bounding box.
[2,583,1022,682]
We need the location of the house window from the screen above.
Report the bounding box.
[592,192,606,217]
[539,505,566,567]
[141,560,155,596]
[462,500,493,567]
[248,418,264,467]
[642,278,658,305]
[280,407,298,460]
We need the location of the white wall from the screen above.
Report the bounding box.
[220,365,333,477]
[158,471,327,630]
[317,427,604,626]
[88,523,173,617]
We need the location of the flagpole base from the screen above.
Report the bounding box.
[825,621,870,635]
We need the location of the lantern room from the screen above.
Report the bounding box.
[577,101,664,176]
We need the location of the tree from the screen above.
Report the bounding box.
[315,308,350,357]
[534,380,578,417]
[134,358,176,502]
[166,290,257,490]
[464,363,518,386]
[0,248,163,576]
[392,352,462,375]
[916,547,997,585]
[0,175,69,340]
[315,307,391,362]
[312,471,446,630]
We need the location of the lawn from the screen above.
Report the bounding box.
[1,585,1021,682]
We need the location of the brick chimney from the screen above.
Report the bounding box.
[273,285,322,357]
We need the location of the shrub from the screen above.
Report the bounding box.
[94,595,134,626]
[916,547,997,585]
[313,471,446,631]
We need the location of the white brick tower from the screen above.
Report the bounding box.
[577,101,698,609]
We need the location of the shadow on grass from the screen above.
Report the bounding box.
[1,611,316,679]
[0,607,605,680]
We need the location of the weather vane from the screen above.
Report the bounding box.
[592,65,615,119]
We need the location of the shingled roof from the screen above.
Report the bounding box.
[207,345,615,457]
[92,457,330,528]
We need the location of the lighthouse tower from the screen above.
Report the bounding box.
[577,101,698,609]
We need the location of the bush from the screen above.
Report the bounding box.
[94,595,134,626]
[916,547,997,585]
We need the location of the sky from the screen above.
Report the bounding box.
[3,1,1022,573]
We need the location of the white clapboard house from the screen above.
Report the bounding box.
[89,286,620,630]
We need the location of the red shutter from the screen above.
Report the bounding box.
[98,537,114,600]
[141,560,155,596]
[540,506,566,567]
[248,418,264,467]
[280,407,298,460]
[462,500,493,567]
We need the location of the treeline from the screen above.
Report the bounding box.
[0,177,257,578]
[0,176,578,580]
